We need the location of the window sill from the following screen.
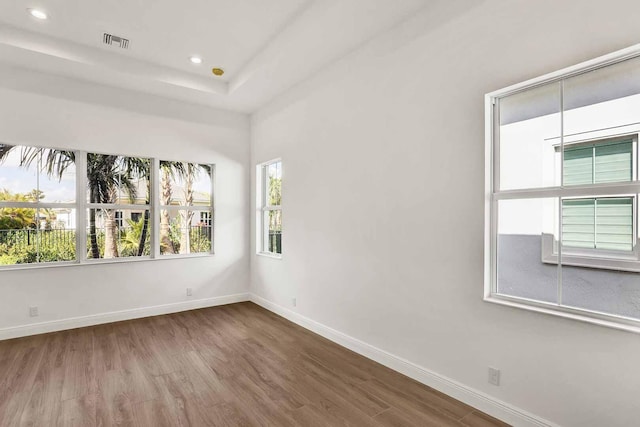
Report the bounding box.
[484,294,640,334]
[0,253,215,272]
[540,233,640,272]
[159,252,215,260]
[257,252,282,260]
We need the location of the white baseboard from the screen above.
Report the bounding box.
[0,293,250,341]
[250,293,557,427]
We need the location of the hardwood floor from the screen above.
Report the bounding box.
[0,302,510,426]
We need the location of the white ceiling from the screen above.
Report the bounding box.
[0,0,430,113]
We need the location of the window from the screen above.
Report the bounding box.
[562,197,634,251]
[115,211,124,228]
[130,212,142,223]
[0,146,215,267]
[486,46,640,332]
[0,145,76,265]
[257,159,282,256]
[159,161,214,255]
[200,211,212,227]
[86,153,151,259]
[561,138,635,252]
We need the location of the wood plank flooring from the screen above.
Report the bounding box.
[0,302,510,426]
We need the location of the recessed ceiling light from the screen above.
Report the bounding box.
[189,56,203,64]
[212,68,224,76]
[27,8,48,20]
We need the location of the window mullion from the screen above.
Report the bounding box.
[592,145,596,184]
[594,198,598,250]
[495,182,640,200]
[210,164,216,254]
[86,203,151,210]
[0,202,77,209]
[493,97,501,193]
[151,158,160,259]
[558,79,565,306]
[76,151,87,263]
[262,165,267,253]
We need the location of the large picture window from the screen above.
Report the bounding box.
[257,159,282,256]
[0,147,214,267]
[486,46,640,332]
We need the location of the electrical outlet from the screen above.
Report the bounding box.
[488,367,501,386]
[29,306,39,317]
[186,288,193,296]
[292,298,297,307]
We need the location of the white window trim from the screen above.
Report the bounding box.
[485,43,640,334]
[0,146,216,270]
[256,158,282,259]
[158,160,216,257]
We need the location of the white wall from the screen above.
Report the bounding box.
[0,67,250,336]
[250,1,640,426]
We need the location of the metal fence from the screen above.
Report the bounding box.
[0,226,212,253]
[268,231,282,254]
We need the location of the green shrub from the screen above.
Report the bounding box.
[0,230,76,264]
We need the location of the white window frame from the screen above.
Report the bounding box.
[485,43,640,334]
[0,146,216,270]
[158,160,215,257]
[0,144,78,268]
[84,152,153,262]
[257,158,282,258]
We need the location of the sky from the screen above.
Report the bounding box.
[0,148,76,203]
[165,164,212,203]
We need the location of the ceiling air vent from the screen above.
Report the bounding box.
[103,33,129,49]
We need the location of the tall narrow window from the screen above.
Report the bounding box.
[159,161,214,255]
[257,159,282,256]
[0,145,76,265]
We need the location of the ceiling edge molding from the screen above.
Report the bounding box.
[0,63,249,130]
[0,23,228,95]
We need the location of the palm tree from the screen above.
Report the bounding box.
[179,162,196,254]
[120,217,150,257]
[1,145,211,257]
[178,163,211,254]
[157,161,211,254]
[118,158,150,256]
[159,161,180,254]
